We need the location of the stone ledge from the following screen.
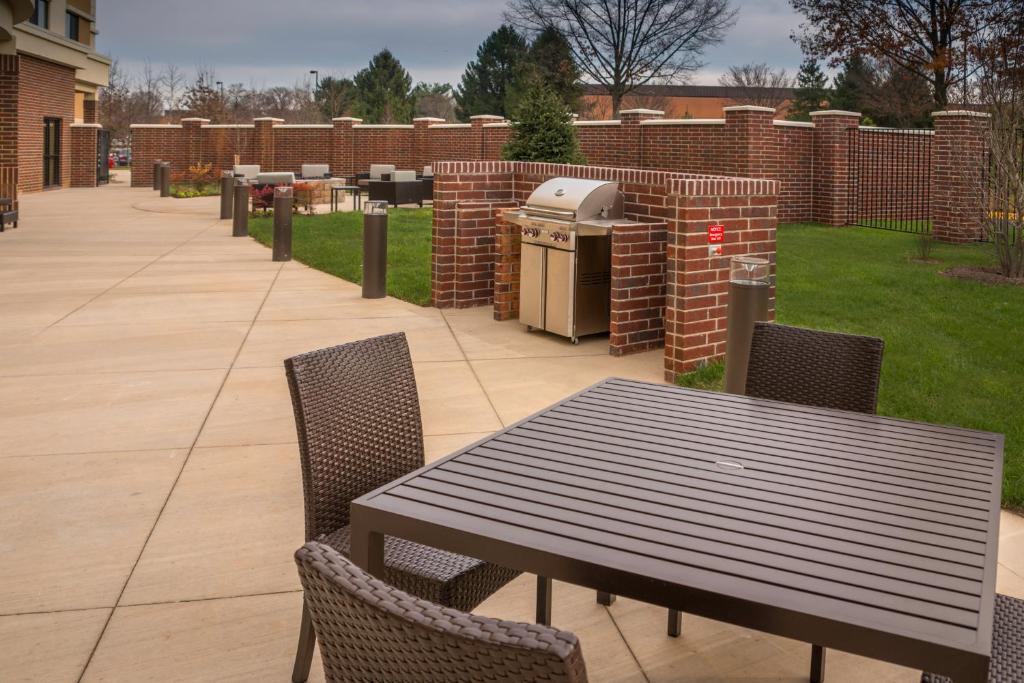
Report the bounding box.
[931,110,991,118]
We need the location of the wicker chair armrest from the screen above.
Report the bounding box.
[295,541,587,681]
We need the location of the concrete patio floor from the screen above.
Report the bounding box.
[2,172,1023,682]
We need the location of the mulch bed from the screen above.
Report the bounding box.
[941,266,1024,286]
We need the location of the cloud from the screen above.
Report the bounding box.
[98,0,805,87]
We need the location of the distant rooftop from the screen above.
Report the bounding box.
[582,83,797,100]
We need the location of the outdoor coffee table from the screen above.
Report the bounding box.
[330,184,361,212]
[351,377,1004,682]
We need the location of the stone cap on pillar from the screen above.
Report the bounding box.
[931,110,992,118]
[809,110,861,117]
[620,108,665,115]
[332,116,363,123]
[70,123,103,128]
[180,117,211,123]
[413,117,446,123]
[723,105,775,113]
[469,114,504,120]
[253,117,285,122]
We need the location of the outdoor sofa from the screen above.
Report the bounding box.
[368,169,424,207]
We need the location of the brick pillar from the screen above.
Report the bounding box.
[493,211,522,320]
[810,110,861,225]
[470,115,503,157]
[0,54,18,208]
[931,110,991,243]
[664,177,778,380]
[413,117,444,172]
[610,221,668,356]
[724,105,775,178]
[82,98,99,124]
[254,117,283,171]
[621,108,663,168]
[69,123,101,188]
[331,117,360,178]
[180,117,209,167]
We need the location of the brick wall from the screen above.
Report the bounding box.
[19,55,76,192]
[433,160,777,371]
[664,177,777,379]
[129,108,988,239]
[0,55,19,208]
[69,124,100,187]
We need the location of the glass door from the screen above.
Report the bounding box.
[43,118,61,188]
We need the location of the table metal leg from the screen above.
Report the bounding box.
[349,524,385,577]
[597,591,616,606]
[667,609,683,637]
[810,644,826,683]
[536,576,552,625]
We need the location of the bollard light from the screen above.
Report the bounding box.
[232,179,249,237]
[272,186,293,262]
[220,171,234,220]
[159,162,172,197]
[152,159,163,191]
[723,255,771,395]
[362,200,389,299]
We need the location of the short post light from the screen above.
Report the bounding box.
[159,162,171,197]
[723,256,771,395]
[272,186,293,262]
[220,171,234,220]
[232,178,249,237]
[362,200,389,299]
[152,159,163,191]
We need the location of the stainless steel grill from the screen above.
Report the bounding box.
[505,178,633,344]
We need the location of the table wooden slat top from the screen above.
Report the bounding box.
[352,378,1004,680]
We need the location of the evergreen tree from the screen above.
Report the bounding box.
[787,58,829,121]
[502,77,585,164]
[831,55,877,115]
[315,76,356,120]
[353,50,414,123]
[508,26,583,114]
[455,25,528,120]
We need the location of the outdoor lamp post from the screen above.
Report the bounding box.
[723,255,771,395]
[362,200,388,299]
[309,70,319,88]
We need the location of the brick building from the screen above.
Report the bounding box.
[0,0,111,205]
[582,84,796,120]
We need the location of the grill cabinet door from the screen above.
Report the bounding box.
[519,242,546,330]
[544,247,575,338]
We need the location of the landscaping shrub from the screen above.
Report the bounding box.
[501,78,585,165]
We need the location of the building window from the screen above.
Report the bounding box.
[30,0,49,28]
[65,11,80,41]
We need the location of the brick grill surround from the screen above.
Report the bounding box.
[431,160,778,376]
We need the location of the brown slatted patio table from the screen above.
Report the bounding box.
[350,377,1004,682]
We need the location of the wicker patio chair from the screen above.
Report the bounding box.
[921,594,1024,682]
[286,333,520,683]
[745,322,885,414]
[295,541,588,683]
[747,321,885,681]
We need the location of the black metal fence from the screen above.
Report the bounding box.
[848,127,933,234]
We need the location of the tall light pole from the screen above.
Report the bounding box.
[216,81,224,98]
[310,70,320,89]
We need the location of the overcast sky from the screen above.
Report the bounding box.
[97,0,805,89]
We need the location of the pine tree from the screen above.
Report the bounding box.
[508,26,583,114]
[502,78,585,164]
[315,76,356,120]
[787,58,829,121]
[831,55,877,115]
[352,50,414,123]
[455,25,529,120]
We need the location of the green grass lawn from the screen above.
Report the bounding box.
[680,224,1022,508]
[248,209,1022,506]
[249,207,433,305]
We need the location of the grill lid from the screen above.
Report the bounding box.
[522,178,622,221]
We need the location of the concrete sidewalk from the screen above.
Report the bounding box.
[1,173,1021,682]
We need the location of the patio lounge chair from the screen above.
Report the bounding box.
[232,165,260,182]
[921,594,1024,682]
[368,170,424,207]
[300,164,330,180]
[295,541,588,683]
[285,333,520,683]
[255,172,295,186]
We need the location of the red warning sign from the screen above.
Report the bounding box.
[707,224,725,243]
